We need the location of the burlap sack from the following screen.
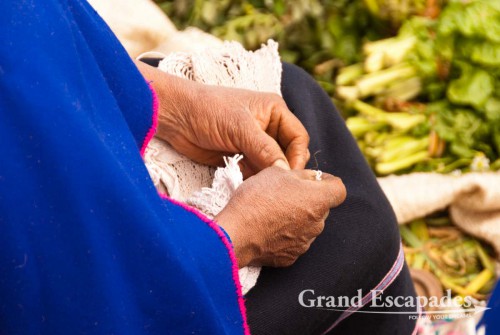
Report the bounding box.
[88,0,222,57]
[379,172,500,254]
[87,0,177,57]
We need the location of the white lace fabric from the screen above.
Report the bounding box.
[188,155,244,218]
[143,40,282,294]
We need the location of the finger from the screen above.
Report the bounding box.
[273,105,310,169]
[272,257,297,268]
[316,173,347,208]
[307,216,326,239]
[292,169,320,181]
[321,210,330,222]
[285,136,310,170]
[238,125,291,172]
[238,158,258,179]
[303,237,317,253]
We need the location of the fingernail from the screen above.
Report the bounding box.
[273,159,290,170]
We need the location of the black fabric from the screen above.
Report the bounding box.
[143,58,417,334]
[140,57,163,67]
[328,262,417,335]
[244,63,417,335]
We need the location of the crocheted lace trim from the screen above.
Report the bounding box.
[144,40,282,294]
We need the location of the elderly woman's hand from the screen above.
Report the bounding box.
[137,62,310,176]
[215,167,346,268]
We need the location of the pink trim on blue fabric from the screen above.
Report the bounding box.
[322,242,406,334]
[158,192,250,335]
[140,83,159,157]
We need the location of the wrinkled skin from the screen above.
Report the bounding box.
[216,167,346,267]
[137,61,346,268]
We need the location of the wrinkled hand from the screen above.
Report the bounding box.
[137,62,310,176]
[215,167,346,268]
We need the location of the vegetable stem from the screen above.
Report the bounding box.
[410,220,429,241]
[352,100,425,131]
[400,225,423,248]
[376,150,428,174]
[464,269,494,294]
[356,64,417,97]
[336,63,364,86]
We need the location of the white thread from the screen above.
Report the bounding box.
[187,154,262,295]
[144,40,282,294]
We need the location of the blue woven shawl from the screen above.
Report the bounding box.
[0,1,247,333]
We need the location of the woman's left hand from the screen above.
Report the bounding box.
[137,62,310,176]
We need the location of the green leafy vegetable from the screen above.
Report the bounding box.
[447,62,494,109]
[156,0,500,175]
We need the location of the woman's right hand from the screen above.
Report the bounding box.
[215,167,346,268]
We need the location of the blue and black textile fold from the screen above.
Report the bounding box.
[0,0,247,333]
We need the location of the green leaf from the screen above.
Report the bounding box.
[435,34,455,61]
[470,41,500,67]
[437,2,462,37]
[447,62,494,109]
[439,0,500,43]
[485,97,500,122]
[430,101,492,159]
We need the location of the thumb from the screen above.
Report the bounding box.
[240,127,290,171]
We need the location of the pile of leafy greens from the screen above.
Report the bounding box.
[436,0,500,162]
[155,0,499,300]
[337,0,500,174]
[156,0,500,175]
[156,0,382,71]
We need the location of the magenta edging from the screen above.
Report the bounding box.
[140,83,159,157]
[158,192,250,335]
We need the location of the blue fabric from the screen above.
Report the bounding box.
[480,282,500,334]
[0,0,244,334]
[219,226,233,244]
